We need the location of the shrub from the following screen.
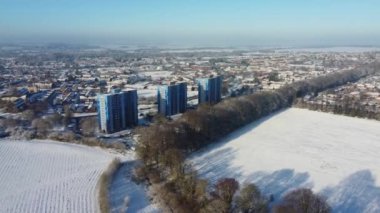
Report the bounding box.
[47,131,76,142]
[108,142,126,151]
[8,127,36,140]
[60,131,76,142]
[81,137,102,147]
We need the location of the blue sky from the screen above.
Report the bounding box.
[1,0,380,46]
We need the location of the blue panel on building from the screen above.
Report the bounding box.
[197,76,222,105]
[97,90,138,133]
[157,82,187,116]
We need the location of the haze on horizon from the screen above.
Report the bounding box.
[1,0,380,47]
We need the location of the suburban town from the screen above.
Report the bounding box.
[2,1,380,212]
[0,0,380,213]
[1,46,379,137]
[1,44,380,212]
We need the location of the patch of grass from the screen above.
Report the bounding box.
[98,158,121,213]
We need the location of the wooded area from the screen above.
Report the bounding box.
[135,63,379,212]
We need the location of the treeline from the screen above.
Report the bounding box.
[295,97,380,121]
[135,63,378,212]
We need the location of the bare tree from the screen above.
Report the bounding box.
[61,131,76,141]
[0,100,17,113]
[235,183,268,213]
[31,101,48,114]
[32,118,51,136]
[21,109,35,121]
[215,178,239,204]
[45,113,63,126]
[1,118,18,129]
[273,188,331,213]
[201,198,229,213]
[80,117,97,136]
[63,105,72,126]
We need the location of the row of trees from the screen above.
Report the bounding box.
[135,63,379,212]
[295,97,380,121]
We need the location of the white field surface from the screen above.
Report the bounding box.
[108,161,159,213]
[190,108,380,213]
[126,84,157,98]
[140,71,172,81]
[0,139,157,213]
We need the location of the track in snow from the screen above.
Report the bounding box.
[0,140,116,213]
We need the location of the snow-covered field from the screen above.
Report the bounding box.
[190,108,380,212]
[0,139,158,213]
[0,140,118,213]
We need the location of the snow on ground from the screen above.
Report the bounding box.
[277,46,380,53]
[160,48,236,53]
[138,89,157,98]
[190,108,380,213]
[0,139,118,213]
[140,71,172,81]
[108,159,159,213]
[0,139,157,213]
[126,83,157,98]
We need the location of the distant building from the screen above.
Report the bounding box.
[157,82,187,116]
[18,88,29,96]
[97,89,138,134]
[197,76,222,104]
[45,90,58,105]
[27,91,47,103]
[14,98,25,110]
